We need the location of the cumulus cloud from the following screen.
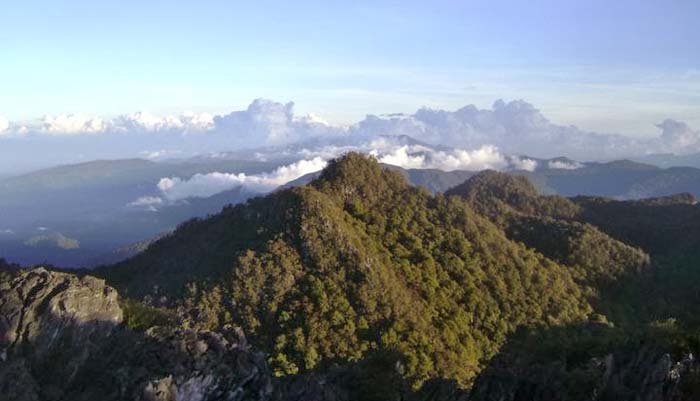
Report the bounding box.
[0,116,9,134]
[213,99,337,146]
[112,111,214,133]
[508,156,539,172]
[5,110,215,137]
[655,119,700,154]
[353,100,700,160]
[374,144,507,171]
[2,98,700,168]
[41,113,106,134]
[157,157,327,201]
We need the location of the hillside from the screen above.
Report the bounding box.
[4,153,700,400]
[446,171,650,288]
[99,153,592,390]
[4,149,700,268]
[0,158,280,266]
[522,160,700,199]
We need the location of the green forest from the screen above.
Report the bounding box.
[94,154,700,397]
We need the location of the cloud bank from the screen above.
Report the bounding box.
[157,157,328,201]
[372,144,508,171]
[2,98,699,173]
[0,116,9,134]
[147,140,553,204]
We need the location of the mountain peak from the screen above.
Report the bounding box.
[446,170,538,205]
[311,152,408,205]
[446,170,581,220]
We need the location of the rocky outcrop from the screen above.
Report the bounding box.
[0,268,123,400]
[0,268,271,401]
[469,345,700,401]
[135,326,272,401]
[0,267,122,352]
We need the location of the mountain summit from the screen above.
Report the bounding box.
[100,153,591,389]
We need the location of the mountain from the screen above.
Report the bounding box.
[632,152,700,169]
[446,171,700,399]
[446,171,650,298]
[4,153,700,400]
[0,267,273,401]
[0,158,282,266]
[4,133,700,268]
[520,160,700,199]
[99,153,592,390]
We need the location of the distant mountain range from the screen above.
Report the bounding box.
[631,152,700,169]
[2,136,700,267]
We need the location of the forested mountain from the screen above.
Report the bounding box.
[3,153,700,400]
[99,153,591,390]
[3,147,700,268]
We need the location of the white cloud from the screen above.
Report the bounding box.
[294,113,330,126]
[111,111,214,133]
[140,149,182,160]
[374,144,507,171]
[213,99,337,146]
[158,157,328,201]
[655,119,700,154]
[1,98,699,164]
[509,156,539,172]
[0,116,8,134]
[548,159,583,170]
[42,113,106,134]
[128,196,164,207]
[126,196,164,212]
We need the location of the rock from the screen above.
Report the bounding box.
[0,267,123,352]
[0,268,272,401]
[12,267,696,401]
[469,345,700,401]
[0,268,123,400]
[134,326,272,401]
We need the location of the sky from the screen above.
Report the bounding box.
[1,0,698,139]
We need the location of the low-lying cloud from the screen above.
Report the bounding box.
[157,157,327,201]
[508,156,539,172]
[548,159,583,170]
[373,144,507,171]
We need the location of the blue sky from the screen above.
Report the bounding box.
[2,0,699,136]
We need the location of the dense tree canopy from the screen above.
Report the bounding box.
[100,154,593,388]
[96,154,700,394]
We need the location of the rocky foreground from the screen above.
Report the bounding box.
[0,268,271,401]
[0,267,698,401]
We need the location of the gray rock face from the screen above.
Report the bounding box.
[135,326,272,401]
[0,267,123,351]
[0,269,272,401]
[0,268,123,400]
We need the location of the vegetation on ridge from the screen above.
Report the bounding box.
[100,153,593,388]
